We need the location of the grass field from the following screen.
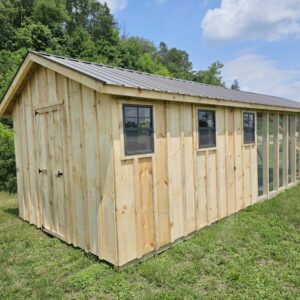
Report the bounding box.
[0,187,300,300]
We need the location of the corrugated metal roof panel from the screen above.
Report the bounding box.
[34,51,300,109]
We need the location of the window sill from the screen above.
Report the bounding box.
[121,152,154,161]
[243,143,256,147]
[195,147,217,152]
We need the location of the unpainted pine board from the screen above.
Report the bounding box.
[12,103,25,220]
[37,66,49,106]
[115,159,137,265]
[225,108,236,215]
[154,101,170,247]
[158,212,169,246]
[151,135,160,250]
[233,109,243,212]
[37,113,51,230]
[207,150,218,224]
[47,69,58,105]
[243,146,251,207]
[35,67,52,229]
[138,157,155,255]
[47,111,58,233]
[52,109,66,238]
[82,86,100,255]
[24,83,38,225]
[133,158,142,259]
[110,99,137,266]
[68,80,88,249]
[216,108,227,219]
[250,144,258,204]
[79,83,92,251]
[31,71,44,227]
[195,151,208,229]
[180,104,196,235]
[19,92,32,222]
[166,103,184,242]
[56,74,73,244]
[97,94,118,264]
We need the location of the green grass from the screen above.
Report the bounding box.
[0,188,300,300]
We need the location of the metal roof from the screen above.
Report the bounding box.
[33,51,300,109]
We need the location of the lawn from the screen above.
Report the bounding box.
[0,187,299,300]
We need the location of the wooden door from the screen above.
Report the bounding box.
[35,105,66,238]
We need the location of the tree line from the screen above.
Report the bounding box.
[0,0,237,193]
[0,0,227,100]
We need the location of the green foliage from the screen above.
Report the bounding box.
[12,23,56,51]
[33,0,69,27]
[0,48,27,100]
[0,0,226,193]
[1,186,300,298]
[231,79,240,90]
[0,124,16,193]
[192,61,225,87]
[158,42,192,79]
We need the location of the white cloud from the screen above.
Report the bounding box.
[98,0,127,13]
[222,53,300,101]
[202,0,300,42]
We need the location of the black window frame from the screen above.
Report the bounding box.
[243,112,256,144]
[198,109,216,149]
[122,104,154,156]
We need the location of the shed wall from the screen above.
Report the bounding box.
[12,65,118,265]
[111,98,259,266]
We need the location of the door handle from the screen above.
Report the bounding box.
[56,171,63,177]
[39,168,47,174]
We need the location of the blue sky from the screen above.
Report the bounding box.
[102,0,300,101]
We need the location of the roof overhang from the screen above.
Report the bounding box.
[0,51,105,117]
[1,51,300,117]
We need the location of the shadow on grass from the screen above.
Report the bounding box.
[4,207,19,217]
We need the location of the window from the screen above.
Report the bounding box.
[243,112,255,144]
[198,110,216,148]
[123,104,154,156]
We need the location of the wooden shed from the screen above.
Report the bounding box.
[1,51,300,267]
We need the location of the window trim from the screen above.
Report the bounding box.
[198,109,217,149]
[243,111,256,145]
[122,103,155,157]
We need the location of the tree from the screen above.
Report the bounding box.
[191,61,225,86]
[12,23,56,51]
[33,0,70,28]
[0,49,27,100]
[231,79,240,90]
[0,123,16,193]
[120,37,157,70]
[158,42,192,79]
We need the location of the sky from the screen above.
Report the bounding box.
[101,0,300,101]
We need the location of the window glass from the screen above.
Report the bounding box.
[288,115,293,183]
[269,114,276,192]
[279,114,284,187]
[198,110,216,148]
[297,116,300,180]
[243,112,255,144]
[257,113,264,196]
[123,105,154,155]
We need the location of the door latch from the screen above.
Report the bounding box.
[56,171,63,177]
